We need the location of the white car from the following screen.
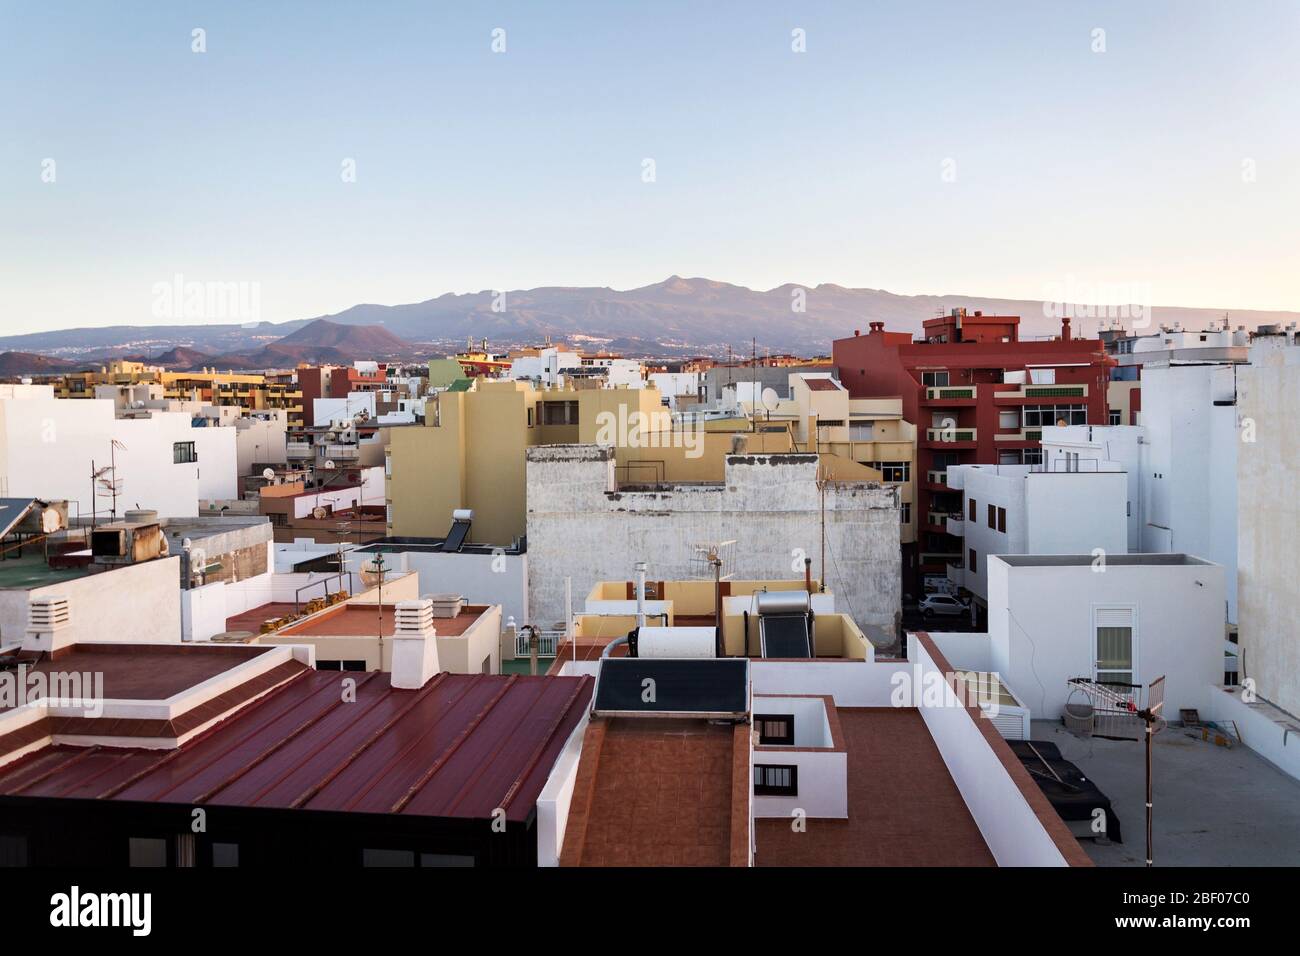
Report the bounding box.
[918,593,969,618]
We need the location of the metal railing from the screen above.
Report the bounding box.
[515,629,561,657]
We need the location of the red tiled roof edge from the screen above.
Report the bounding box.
[914,631,1093,868]
[558,717,607,867]
[728,723,752,867]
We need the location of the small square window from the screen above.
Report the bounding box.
[756,714,795,746]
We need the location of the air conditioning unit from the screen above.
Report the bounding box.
[91,522,166,565]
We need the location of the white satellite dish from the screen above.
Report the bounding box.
[262,467,275,481]
[761,387,780,411]
[323,459,335,470]
[312,506,328,520]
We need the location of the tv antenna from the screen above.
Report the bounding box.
[1067,675,1165,866]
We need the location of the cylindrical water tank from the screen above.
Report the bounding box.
[636,626,716,658]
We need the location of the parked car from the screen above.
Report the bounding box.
[918,593,969,618]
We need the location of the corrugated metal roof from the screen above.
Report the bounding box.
[0,670,593,822]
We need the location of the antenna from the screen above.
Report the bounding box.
[1066,675,1165,865]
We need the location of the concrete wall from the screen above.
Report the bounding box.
[0,556,182,648]
[1041,425,1144,551]
[525,446,901,632]
[346,549,529,628]
[987,555,1225,719]
[1139,365,1239,623]
[1238,340,1300,716]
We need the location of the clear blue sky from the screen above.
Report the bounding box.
[1,0,1297,333]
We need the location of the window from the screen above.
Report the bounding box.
[1109,410,1122,426]
[999,410,1021,429]
[870,461,909,482]
[997,507,1006,533]
[1023,404,1087,428]
[849,422,874,441]
[527,407,534,427]
[129,837,168,867]
[0,834,27,867]
[921,371,950,387]
[173,441,197,464]
[968,549,977,573]
[753,764,798,796]
[363,848,474,867]
[541,400,579,425]
[968,498,977,521]
[317,659,366,671]
[1095,625,1134,685]
[1023,448,1043,465]
[987,503,996,529]
[756,714,795,745]
[900,503,911,524]
[211,843,240,867]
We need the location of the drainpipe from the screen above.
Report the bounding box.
[713,555,724,657]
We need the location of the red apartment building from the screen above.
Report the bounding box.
[298,364,390,426]
[833,310,1113,595]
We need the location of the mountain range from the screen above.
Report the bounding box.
[2,277,1296,368]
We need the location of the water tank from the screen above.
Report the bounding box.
[125,508,159,525]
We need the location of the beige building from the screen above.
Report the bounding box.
[386,379,666,546]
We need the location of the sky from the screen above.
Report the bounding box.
[1,0,1297,334]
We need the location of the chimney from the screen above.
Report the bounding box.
[854,329,860,336]
[868,321,884,334]
[27,596,72,653]
[1061,316,1072,341]
[390,599,440,689]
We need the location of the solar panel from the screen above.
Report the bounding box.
[592,658,749,718]
[759,614,812,658]
[440,519,471,553]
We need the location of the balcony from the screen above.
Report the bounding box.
[286,441,313,459]
[993,429,1043,444]
[923,469,949,491]
[945,513,964,537]
[993,383,1088,404]
[320,444,360,461]
[923,385,977,405]
[923,427,977,449]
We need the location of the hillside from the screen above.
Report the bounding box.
[0,351,79,375]
[3,278,1297,359]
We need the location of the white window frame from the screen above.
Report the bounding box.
[1090,604,1139,687]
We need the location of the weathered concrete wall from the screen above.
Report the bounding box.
[1238,340,1300,717]
[526,445,900,632]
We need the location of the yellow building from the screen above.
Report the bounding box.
[386,379,666,546]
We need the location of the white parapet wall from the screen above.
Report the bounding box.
[911,633,1086,867]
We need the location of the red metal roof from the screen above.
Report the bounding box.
[0,670,593,822]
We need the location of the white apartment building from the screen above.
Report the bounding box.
[940,553,1227,722]
[1043,362,1239,624]
[945,463,1128,607]
[0,388,236,518]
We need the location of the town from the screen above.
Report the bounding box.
[0,309,1292,873]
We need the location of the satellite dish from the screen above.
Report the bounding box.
[761,387,780,411]
[323,460,336,470]
[262,467,275,481]
[312,506,328,520]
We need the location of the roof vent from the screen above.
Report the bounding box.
[391,599,440,690]
[27,595,71,653]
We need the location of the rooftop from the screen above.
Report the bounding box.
[276,602,490,638]
[0,550,97,589]
[6,643,269,706]
[0,671,593,821]
[754,708,995,866]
